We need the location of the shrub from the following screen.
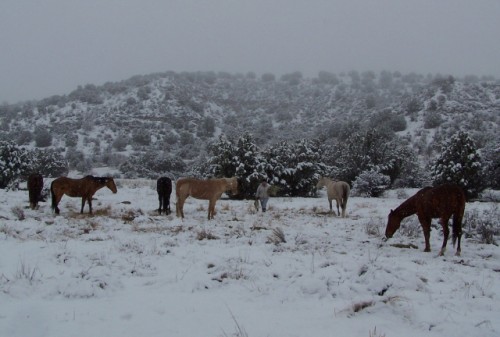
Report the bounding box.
[352,169,391,197]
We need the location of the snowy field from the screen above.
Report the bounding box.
[0,179,499,337]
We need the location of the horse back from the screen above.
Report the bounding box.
[176,178,227,200]
[28,173,43,202]
[51,176,97,197]
[418,184,465,218]
[157,177,172,195]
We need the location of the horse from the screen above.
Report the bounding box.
[176,177,238,220]
[51,175,118,215]
[27,173,44,209]
[385,184,466,256]
[316,177,350,217]
[157,177,172,215]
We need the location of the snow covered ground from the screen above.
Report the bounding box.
[0,179,499,337]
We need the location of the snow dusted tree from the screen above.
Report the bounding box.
[32,149,69,177]
[263,139,327,196]
[481,141,500,189]
[119,150,186,179]
[206,134,239,178]
[431,130,484,199]
[0,141,32,188]
[331,129,393,184]
[205,133,265,198]
[234,133,266,197]
[351,168,391,197]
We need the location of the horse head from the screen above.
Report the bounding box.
[385,209,400,239]
[226,177,238,195]
[316,177,326,189]
[105,177,118,194]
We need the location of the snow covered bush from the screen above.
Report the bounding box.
[481,141,500,190]
[0,141,32,189]
[263,139,327,197]
[351,169,390,197]
[430,130,485,199]
[119,150,186,179]
[31,149,69,177]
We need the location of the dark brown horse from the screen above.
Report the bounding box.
[176,177,238,220]
[385,184,466,256]
[157,177,172,215]
[28,173,44,209]
[51,175,117,214]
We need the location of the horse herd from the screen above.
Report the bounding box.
[25,173,466,256]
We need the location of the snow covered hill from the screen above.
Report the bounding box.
[1,71,498,177]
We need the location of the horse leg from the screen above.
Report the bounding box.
[452,212,463,256]
[176,197,185,218]
[208,199,215,220]
[158,195,162,214]
[166,196,171,215]
[439,217,451,256]
[328,199,333,213]
[53,194,62,214]
[335,199,341,217]
[88,197,93,214]
[418,215,432,252]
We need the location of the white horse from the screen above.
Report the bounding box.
[316,177,350,217]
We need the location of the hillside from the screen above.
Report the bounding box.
[0,71,499,177]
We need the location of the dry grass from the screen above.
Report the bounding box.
[267,227,286,244]
[197,228,219,241]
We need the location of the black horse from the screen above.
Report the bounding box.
[157,177,172,215]
[28,173,44,209]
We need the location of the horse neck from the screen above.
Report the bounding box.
[393,196,418,219]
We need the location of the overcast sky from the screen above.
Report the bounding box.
[1,0,499,103]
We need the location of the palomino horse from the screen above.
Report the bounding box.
[157,177,172,215]
[385,184,466,256]
[28,173,44,209]
[51,175,117,214]
[316,177,350,217]
[176,177,238,220]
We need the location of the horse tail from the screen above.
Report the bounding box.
[50,181,56,211]
[341,183,350,209]
[452,190,466,247]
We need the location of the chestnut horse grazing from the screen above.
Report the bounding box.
[385,184,466,256]
[51,175,117,215]
[316,177,350,217]
[28,173,44,209]
[176,177,238,220]
[157,177,172,215]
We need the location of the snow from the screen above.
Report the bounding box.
[1,180,499,337]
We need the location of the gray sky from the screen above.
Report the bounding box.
[1,0,499,103]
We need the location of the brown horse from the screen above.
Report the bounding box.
[157,177,172,215]
[316,177,350,217]
[28,173,44,209]
[51,175,118,214]
[385,184,466,256]
[176,177,238,220]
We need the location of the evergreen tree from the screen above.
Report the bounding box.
[206,134,239,178]
[234,133,265,198]
[0,141,32,188]
[482,141,500,189]
[264,139,327,196]
[332,129,394,184]
[352,168,391,197]
[431,130,484,199]
[32,149,69,177]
